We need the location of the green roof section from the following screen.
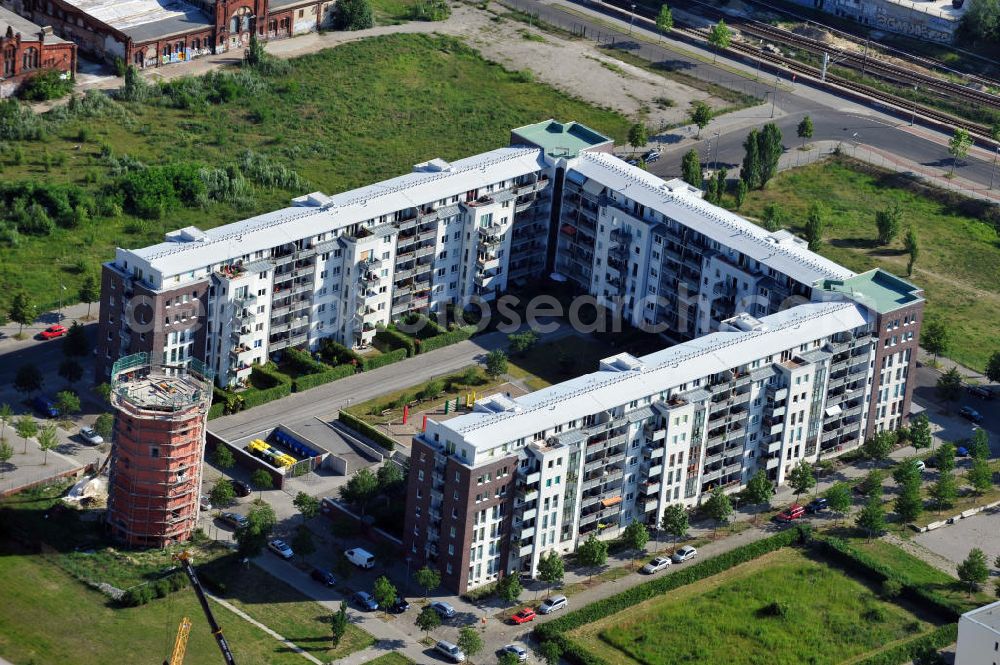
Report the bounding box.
[818,269,924,314]
[511,119,613,158]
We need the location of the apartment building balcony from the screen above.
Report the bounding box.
[766,439,782,455]
[723,462,742,477]
[476,254,500,271]
[235,308,257,325]
[270,302,291,318]
[292,281,312,296]
[643,424,666,442]
[642,443,665,459]
[581,494,603,508]
[848,360,869,375]
[643,480,661,496]
[230,344,254,360]
[731,389,752,406]
[641,460,663,476]
[518,523,537,539]
[766,455,780,469]
[704,451,724,466]
[702,467,722,483]
[520,506,538,521]
[478,224,503,245]
[766,386,789,401]
[579,512,598,526]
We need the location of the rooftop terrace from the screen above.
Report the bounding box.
[817,268,924,314]
[511,119,613,158]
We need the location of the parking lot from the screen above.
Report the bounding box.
[913,509,1000,572]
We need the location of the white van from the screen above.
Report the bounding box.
[538,594,567,614]
[344,547,376,569]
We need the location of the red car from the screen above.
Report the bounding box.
[511,607,536,625]
[38,324,68,340]
[774,504,806,523]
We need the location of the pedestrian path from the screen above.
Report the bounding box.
[207,591,325,665]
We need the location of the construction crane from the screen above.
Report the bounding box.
[164,617,192,665]
[172,551,238,665]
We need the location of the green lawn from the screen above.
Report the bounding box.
[571,549,931,665]
[734,157,1000,371]
[0,33,630,313]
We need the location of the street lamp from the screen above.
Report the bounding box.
[629,3,636,34]
[909,85,918,127]
[991,146,999,190]
[713,130,721,169]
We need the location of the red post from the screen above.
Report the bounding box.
[402,404,409,425]
[422,414,428,432]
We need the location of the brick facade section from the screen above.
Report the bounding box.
[0,18,75,97]
[865,300,924,440]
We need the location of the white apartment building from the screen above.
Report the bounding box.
[957,600,1000,665]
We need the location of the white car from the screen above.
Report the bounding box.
[199,495,212,511]
[671,546,698,563]
[268,539,294,560]
[499,644,528,662]
[79,427,103,445]
[641,556,672,574]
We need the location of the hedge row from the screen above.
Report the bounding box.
[292,363,356,392]
[319,338,365,366]
[852,624,957,665]
[375,328,416,357]
[208,402,225,420]
[811,537,965,621]
[337,410,395,452]
[419,325,475,354]
[252,363,292,388]
[362,347,407,371]
[282,346,330,375]
[534,525,812,665]
[401,312,446,339]
[240,367,292,409]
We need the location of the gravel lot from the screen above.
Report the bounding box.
[912,509,1000,572]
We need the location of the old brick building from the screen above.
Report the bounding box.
[1,0,334,68]
[0,5,75,97]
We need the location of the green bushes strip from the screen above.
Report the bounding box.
[292,364,356,392]
[811,537,964,621]
[208,402,225,420]
[319,338,365,366]
[240,381,292,410]
[251,363,291,387]
[337,410,395,452]
[362,348,407,371]
[375,328,416,357]
[851,623,957,665]
[534,526,811,665]
[418,326,475,354]
[283,346,330,375]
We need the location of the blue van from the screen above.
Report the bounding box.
[32,395,59,418]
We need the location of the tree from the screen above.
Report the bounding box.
[957,548,989,594]
[903,227,919,276]
[947,128,972,175]
[874,203,903,246]
[744,469,772,524]
[707,19,731,61]
[14,364,42,395]
[507,330,538,355]
[734,179,748,209]
[496,571,523,614]
[863,430,896,465]
[656,3,674,36]
[960,0,1000,43]
[761,202,782,232]
[250,469,273,499]
[758,123,784,186]
[331,601,348,647]
[0,403,12,440]
[892,458,923,487]
[713,168,727,204]
[930,471,958,512]
[63,322,90,357]
[741,129,762,189]
[787,460,816,500]
[935,443,956,474]
[576,533,608,582]
[681,149,701,188]
[936,367,963,405]
[967,458,993,500]
[58,358,83,386]
[37,423,58,465]
[969,428,990,461]
[213,445,235,471]
[8,292,36,336]
[922,319,950,359]
[540,641,563,665]
[859,468,885,500]
[376,462,404,492]
[373,575,398,617]
[537,551,564,595]
[622,520,649,569]
[824,483,852,524]
[210,479,235,507]
[15,416,37,454]
[499,652,521,665]
[484,349,508,379]
[456,626,483,662]
[627,123,648,154]
[796,114,814,148]
[340,467,378,515]
[55,391,80,420]
[0,439,13,478]
[661,504,689,553]
[910,413,932,451]
[894,476,923,527]
[335,0,374,30]
[804,202,824,250]
[292,491,321,519]
[79,274,99,319]
[688,101,712,138]
[986,351,1000,383]
[246,29,266,68]
[91,412,114,443]
[234,501,277,557]
[414,565,441,599]
[856,496,886,541]
[416,604,441,635]
[705,486,733,537]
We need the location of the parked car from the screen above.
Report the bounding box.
[267,539,293,560]
[915,460,926,472]
[511,607,536,624]
[968,385,993,400]
[672,546,698,563]
[231,480,251,497]
[435,640,465,663]
[805,498,828,514]
[219,512,248,529]
[389,597,410,614]
[345,547,376,569]
[352,591,378,611]
[626,158,639,166]
[775,505,807,523]
[79,427,103,445]
[538,595,567,615]
[32,395,59,418]
[310,568,336,587]
[199,495,212,512]
[644,149,661,162]
[430,601,456,619]
[38,324,68,340]
[957,446,970,457]
[959,406,983,424]
[640,556,672,574]
[498,644,528,662]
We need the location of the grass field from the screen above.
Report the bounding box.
[0,33,630,313]
[362,654,415,665]
[734,157,1000,371]
[570,548,932,665]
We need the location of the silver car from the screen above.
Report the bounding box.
[641,556,672,574]
[499,644,528,662]
[671,546,698,563]
[79,427,103,445]
[435,640,465,663]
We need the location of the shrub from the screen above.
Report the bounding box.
[362,348,407,371]
[374,328,416,357]
[283,347,331,375]
[292,364,355,391]
[18,70,74,102]
[419,326,475,353]
[319,338,365,366]
[335,0,374,30]
[338,410,395,452]
[757,600,789,618]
